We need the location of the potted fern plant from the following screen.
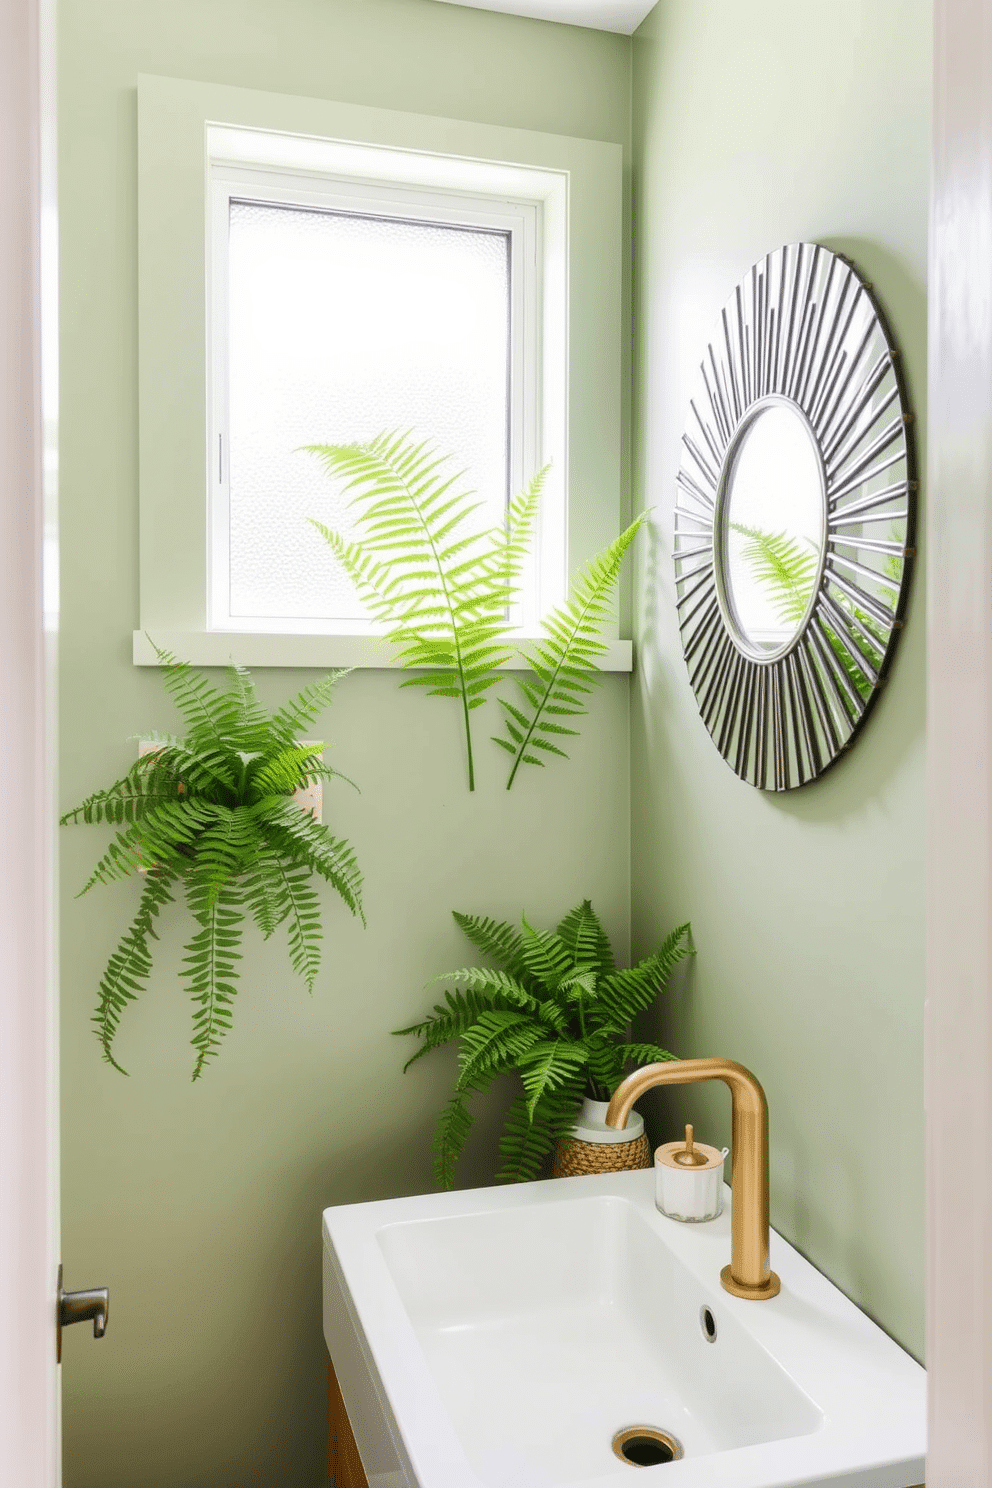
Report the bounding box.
[396,899,692,1187]
[61,651,364,1079]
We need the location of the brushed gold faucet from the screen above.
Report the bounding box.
[606,1058,781,1301]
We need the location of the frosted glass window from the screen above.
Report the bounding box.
[225,199,511,624]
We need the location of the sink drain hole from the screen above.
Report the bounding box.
[612,1427,684,1467]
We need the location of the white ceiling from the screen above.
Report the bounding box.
[430,0,656,36]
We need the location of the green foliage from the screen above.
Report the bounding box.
[305,431,543,791]
[728,522,818,627]
[731,521,893,701]
[61,650,364,1079]
[494,514,646,788]
[306,430,644,791]
[821,608,886,702]
[395,900,692,1188]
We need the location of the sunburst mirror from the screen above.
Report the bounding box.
[673,242,917,791]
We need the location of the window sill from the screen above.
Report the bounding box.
[132,630,634,673]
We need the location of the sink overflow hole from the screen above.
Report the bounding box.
[700,1305,717,1342]
[612,1427,684,1467]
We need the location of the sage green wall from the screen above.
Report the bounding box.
[630,0,929,1357]
[60,0,930,1477]
[57,4,631,1486]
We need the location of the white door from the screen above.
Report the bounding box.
[0,0,61,1483]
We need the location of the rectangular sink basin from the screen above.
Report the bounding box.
[322,1170,925,1488]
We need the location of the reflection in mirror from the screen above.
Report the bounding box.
[720,402,824,657]
[673,242,916,791]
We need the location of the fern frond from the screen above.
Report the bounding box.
[497,1088,582,1184]
[821,591,888,702]
[393,987,497,1072]
[498,514,646,788]
[556,898,615,975]
[497,1093,554,1185]
[557,968,598,1001]
[518,919,573,992]
[272,860,323,991]
[76,800,226,893]
[147,642,233,756]
[823,524,902,699]
[621,1041,679,1070]
[241,844,290,940]
[218,663,271,753]
[431,966,537,1009]
[182,879,243,1081]
[269,671,347,748]
[455,1009,545,1095]
[435,1095,473,1190]
[60,764,186,827]
[258,799,364,923]
[246,743,331,801]
[517,1040,589,1119]
[728,522,818,627]
[596,923,693,1030]
[584,1033,625,1099]
[450,910,527,975]
[180,807,261,915]
[475,465,546,614]
[136,739,239,798]
[307,432,537,790]
[92,867,177,1075]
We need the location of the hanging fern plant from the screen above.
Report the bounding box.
[395,899,692,1187]
[306,430,643,791]
[61,652,364,1079]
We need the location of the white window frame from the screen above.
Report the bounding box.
[206,136,549,635]
[134,75,628,670]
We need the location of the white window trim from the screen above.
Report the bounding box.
[135,75,629,670]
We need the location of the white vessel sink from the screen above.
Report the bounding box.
[322,1170,924,1488]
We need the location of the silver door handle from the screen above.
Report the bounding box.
[57,1264,109,1362]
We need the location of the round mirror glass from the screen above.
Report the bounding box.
[720,402,825,657]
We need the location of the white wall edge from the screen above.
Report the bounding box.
[132,630,634,671]
[927,0,992,1481]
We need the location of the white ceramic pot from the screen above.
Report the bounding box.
[571,1096,646,1146]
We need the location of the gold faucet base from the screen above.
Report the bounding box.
[720,1265,781,1301]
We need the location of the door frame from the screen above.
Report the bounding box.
[0,0,60,1483]
[926,0,992,1483]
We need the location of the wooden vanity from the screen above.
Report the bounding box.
[328,1357,370,1488]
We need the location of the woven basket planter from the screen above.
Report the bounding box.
[552,1130,652,1177]
[551,1097,652,1179]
